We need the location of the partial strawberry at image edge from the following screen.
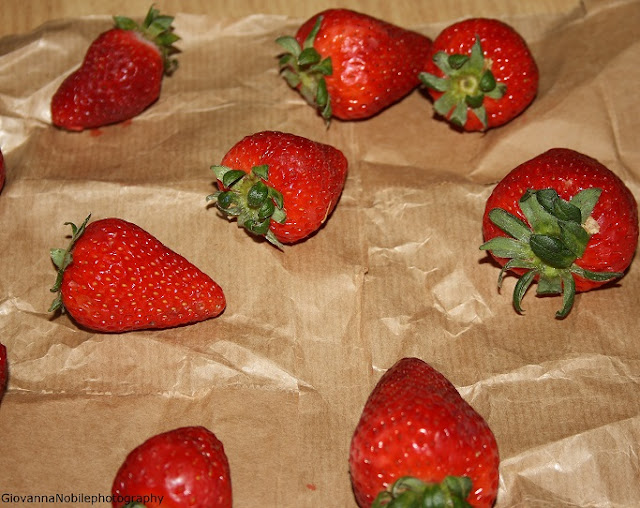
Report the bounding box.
[0,343,7,403]
[111,426,232,508]
[49,215,226,333]
[481,148,639,318]
[50,5,180,131]
[349,357,499,508]
[0,148,5,192]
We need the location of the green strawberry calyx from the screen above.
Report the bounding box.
[480,187,623,318]
[114,5,180,75]
[419,36,505,130]
[49,214,92,313]
[372,475,473,508]
[207,165,287,249]
[276,16,333,124]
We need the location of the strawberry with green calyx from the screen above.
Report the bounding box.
[420,18,538,131]
[420,37,506,129]
[277,9,432,123]
[51,5,180,131]
[207,131,348,247]
[50,215,226,333]
[481,148,639,318]
[209,164,287,248]
[349,357,499,508]
[277,16,333,122]
[114,6,180,74]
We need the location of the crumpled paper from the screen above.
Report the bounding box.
[0,1,639,506]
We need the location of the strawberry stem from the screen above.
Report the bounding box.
[207,165,286,249]
[372,475,473,508]
[113,5,180,75]
[49,214,92,313]
[480,188,624,318]
[276,16,333,124]
[419,36,506,130]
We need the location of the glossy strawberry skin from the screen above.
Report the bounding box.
[56,218,225,332]
[349,357,499,508]
[51,28,164,131]
[424,18,538,131]
[217,131,348,244]
[0,343,7,402]
[483,148,639,292]
[295,9,432,120]
[112,426,232,508]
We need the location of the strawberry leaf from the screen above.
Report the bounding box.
[114,6,180,75]
[570,188,602,222]
[277,16,334,124]
[208,165,287,249]
[49,214,92,313]
[420,36,507,130]
[276,36,302,57]
[372,475,473,508]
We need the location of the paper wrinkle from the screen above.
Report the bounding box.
[462,353,639,394]
[0,295,36,315]
[431,269,493,326]
[499,416,640,505]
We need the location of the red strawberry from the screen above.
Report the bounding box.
[0,343,7,402]
[0,148,5,193]
[276,9,432,122]
[481,148,639,318]
[112,426,232,508]
[51,6,179,131]
[207,131,348,247]
[49,215,225,332]
[349,357,499,508]
[420,18,538,131]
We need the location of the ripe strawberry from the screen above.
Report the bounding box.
[276,9,432,122]
[112,426,232,508]
[481,148,639,318]
[51,6,179,131]
[420,18,538,131]
[49,215,225,332]
[349,357,499,508]
[0,343,7,402]
[207,131,348,247]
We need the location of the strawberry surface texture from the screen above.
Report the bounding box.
[277,8,432,122]
[208,130,348,247]
[112,426,232,508]
[349,357,500,508]
[49,216,226,332]
[420,17,538,131]
[481,148,639,317]
[51,6,179,131]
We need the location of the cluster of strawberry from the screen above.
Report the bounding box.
[0,5,638,508]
